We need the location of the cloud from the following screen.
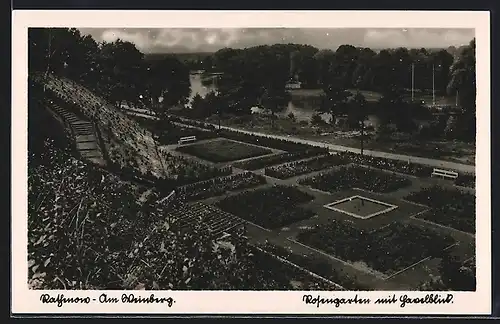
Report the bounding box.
[79,28,474,53]
[363,28,474,48]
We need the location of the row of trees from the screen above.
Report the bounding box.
[195,40,475,142]
[208,43,460,93]
[28,28,192,119]
[194,44,462,94]
[28,28,475,142]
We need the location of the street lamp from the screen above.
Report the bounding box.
[213,74,221,132]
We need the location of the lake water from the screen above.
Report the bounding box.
[188,73,217,102]
[188,73,381,128]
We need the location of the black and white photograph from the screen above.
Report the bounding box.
[12,10,491,315]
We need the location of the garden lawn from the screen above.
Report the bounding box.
[216,185,315,229]
[177,138,273,163]
[297,221,455,276]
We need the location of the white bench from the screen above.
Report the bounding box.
[158,190,176,205]
[431,168,459,180]
[178,136,197,145]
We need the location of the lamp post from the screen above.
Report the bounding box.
[213,74,221,131]
[411,63,415,102]
[360,119,364,157]
[432,63,436,106]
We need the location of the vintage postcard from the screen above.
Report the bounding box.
[12,10,491,315]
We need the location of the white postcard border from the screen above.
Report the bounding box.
[12,10,491,315]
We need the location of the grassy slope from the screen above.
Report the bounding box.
[31,73,231,181]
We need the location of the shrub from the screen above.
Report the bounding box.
[310,113,323,126]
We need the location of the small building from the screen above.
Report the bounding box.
[285,81,302,90]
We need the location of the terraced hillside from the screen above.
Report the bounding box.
[32,73,226,183]
[32,73,166,176]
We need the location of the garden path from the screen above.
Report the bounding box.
[166,114,476,174]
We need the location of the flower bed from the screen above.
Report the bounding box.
[177,172,267,201]
[261,243,370,290]
[418,208,475,234]
[176,139,273,163]
[405,185,475,233]
[405,185,475,212]
[265,154,350,179]
[299,165,412,193]
[339,152,434,177]
[232,149,327,170]
[455,174,475,188]
[297,221,455,275]
[247,246,342,290]
[216,185,316,229]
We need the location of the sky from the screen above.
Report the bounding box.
[78,28,475,54]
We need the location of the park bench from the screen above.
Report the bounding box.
[178,135,197,145]
[158,190,176,205]
[431,168,459,180]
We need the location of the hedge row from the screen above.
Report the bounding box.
[168,115,319,152]
[232,149,327,170]
[264,153,350,179]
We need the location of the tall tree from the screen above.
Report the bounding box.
[99,39,146,107]
[260,86,288,129]
[146,55,191,117]
[372,49,394,92]
[318,78,351,126]
[376,83,405,126]
[447,38,476,141]
[28,28,93,85]
[448,39,476,113]
[431,49,455,94]
[391,47,412,90]
[313,49,336,87]
[352,47,376,89]
[333,44,360,88]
